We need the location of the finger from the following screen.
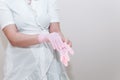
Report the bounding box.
[64,39,72,47]
[67,39,72,47]
[61,55,68,66]
[60,47,70,66]
[59,47,67,55]
[62,37,65,42]
[67,45,74,55]
[69,48,74,55]
[62,38,66,43]
[65,53,70,62]
[64,55,68,66]
[64,42,74,55]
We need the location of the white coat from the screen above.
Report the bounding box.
[0,0,70,80]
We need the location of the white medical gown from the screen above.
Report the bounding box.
[0,0,70,80]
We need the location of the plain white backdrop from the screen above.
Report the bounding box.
[0,0,120,80]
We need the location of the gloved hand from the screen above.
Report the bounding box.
[38,32,65,50]
[38,32,74,66]
[59,42,74,66]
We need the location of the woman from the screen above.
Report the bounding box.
[0,0,73,80]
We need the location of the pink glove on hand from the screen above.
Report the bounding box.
[59,42,74,66]
[38,32,65,50]
[38,32,74,66]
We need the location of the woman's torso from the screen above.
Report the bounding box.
[3,1,54,80]
[5,0,50,34]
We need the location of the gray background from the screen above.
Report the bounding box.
[0,0,120,80]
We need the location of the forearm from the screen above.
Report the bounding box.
[10,32,40,47]
[49,22,64,38]
[49,22,61,32]
[2,25,40,47]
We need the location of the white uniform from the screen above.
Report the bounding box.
[0,0,70,80]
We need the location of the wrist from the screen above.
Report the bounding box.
[38,34,49,43]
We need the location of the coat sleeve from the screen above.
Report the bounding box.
[0,1,15,30]
[48,0,60,23]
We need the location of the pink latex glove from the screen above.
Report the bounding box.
[38,32,65,50]
[59,42,74,66]
[38,32,74,66]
